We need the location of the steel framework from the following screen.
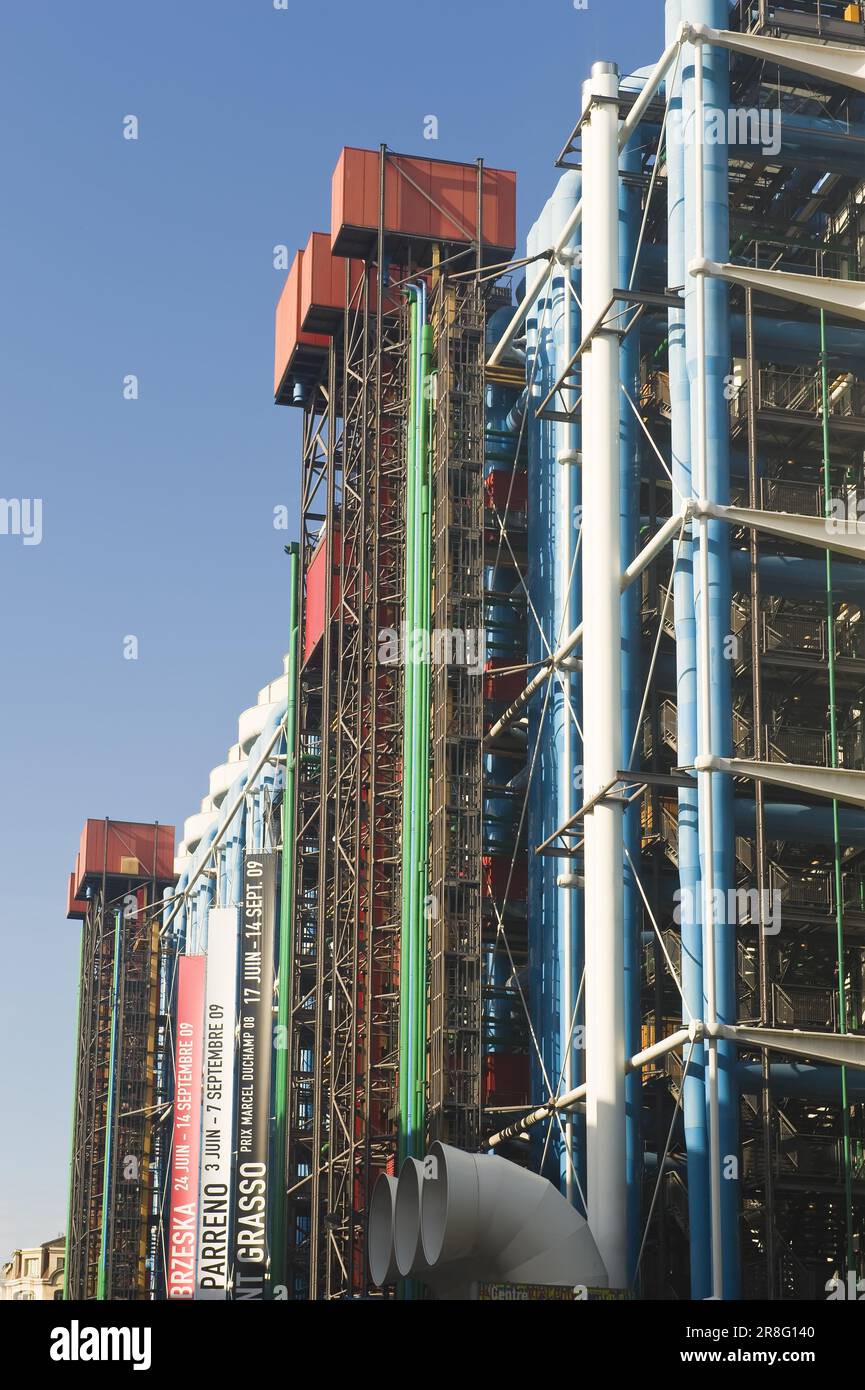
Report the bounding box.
[427,277,486,1151]
[284,346,337,1298]
[284,199,409,1298]
[66,862,165,1300]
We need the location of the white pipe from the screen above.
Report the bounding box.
[620,34,684,147]
[621,507,690,589]
[368,1175,400,1286]
[485,623,584,743]
[581,59,627,1290]
[487,36,682,368]
[692,39,723,1304]
[630,1027,693,1073]
[561,192,578,1206]
[487,1028,696,1147]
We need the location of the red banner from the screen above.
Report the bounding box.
[167,954,206,1298]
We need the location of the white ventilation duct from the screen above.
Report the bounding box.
[369,1143,609,1296]
[393,1158,425,1277]
[367,1175,399,1287]
[393,1158,459,1291]
[390,1158,474,1299]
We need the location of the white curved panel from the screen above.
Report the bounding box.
[209,754,249,807]
[183,809,219,853]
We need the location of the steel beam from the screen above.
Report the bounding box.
[695,754,865,808]
[716,1024,865,1073]
[681,21,865,94]
[696,499,865,561]
[692,257,865,325]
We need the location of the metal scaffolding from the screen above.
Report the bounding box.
[638,3,865,1298]
[284,344,338,1298]
[285,195,409,1298]
[427,277,486,1151]
[66,858,166,1301]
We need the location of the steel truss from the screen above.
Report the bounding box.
[428,277,486,1150]
[66,875,162,1300]
[286,246,409,1299]
[284,348,338,1298]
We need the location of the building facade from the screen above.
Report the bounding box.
[0,1238,65,1301]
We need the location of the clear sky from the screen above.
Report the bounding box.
[0,0,664,1255]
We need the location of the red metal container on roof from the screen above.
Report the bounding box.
[274,247,330,404]
[301,232,356,334]
[71,819,177,904]
[331,147,516,264]
[66,872,88,920]
[300,231,399,333]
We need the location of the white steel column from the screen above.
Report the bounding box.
[580,60,627,1288]
[691,38,723,1302]
[561,250,577,1205]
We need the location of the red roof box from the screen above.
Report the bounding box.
[331,148,516,265]
[300,231,400,335]
[66,872,88,921]
[70,819,177,906]
[301,232,359,335]
[274,247,330,405]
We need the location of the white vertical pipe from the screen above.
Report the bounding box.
[692,38,723,1302]
[562,251,576,1206]
[581,60,627,1288]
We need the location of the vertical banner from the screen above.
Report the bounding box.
[231,854,277,1300]
[196,907,240,1300]
[167,954,205,1299]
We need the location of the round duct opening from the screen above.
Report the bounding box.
[419,1147,451,1267]
[393,1158,423,1277]
[368,1173,399,1287]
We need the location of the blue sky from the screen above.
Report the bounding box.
[0,0,663,1255]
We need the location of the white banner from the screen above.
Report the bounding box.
[196,907,239,1299]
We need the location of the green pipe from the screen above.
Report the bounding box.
[413,321,434,1149]
[271,540,300,1295]
[399,295,419,1164]
[63,917,86,1299]
[410,304,425,1155]
[97,908,122,1300]
[820,309,856,1279]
